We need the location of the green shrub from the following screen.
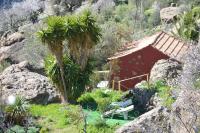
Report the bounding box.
[96,98,111,113]
[157,86,175,108]
[174,10,199,41]
[77,89,123,111]
[77,93,97,110]
[153,80,167,90]
[92,89,122,102]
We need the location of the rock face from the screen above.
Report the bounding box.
[92,0,115,12]
[0,23,48,75]
[44,0,83,15]
[0,62,60,104]
[169,89,200,133]
[148,93,162,109]
[0,32,25,47]
[150,59,182,87]
[0,32,25,62]
[116,106,171,133]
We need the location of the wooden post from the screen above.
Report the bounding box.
[147,74,150,89]
[118,81,121,91]
[112,80,115,90]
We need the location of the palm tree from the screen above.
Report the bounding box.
[37,16,68,103]
[65,10,101,70]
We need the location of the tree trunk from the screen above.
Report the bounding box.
[48,43,68,104]
[56,55,68,104]
[49,44,67,104]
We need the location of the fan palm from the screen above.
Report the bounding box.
[65,10,101,70]
[37,16,68,103]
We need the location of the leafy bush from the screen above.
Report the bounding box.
[76,93,97,110]
[174,8,200,41]
[157,86,175,108]
[77,89,123,111]
[153,80,167,90]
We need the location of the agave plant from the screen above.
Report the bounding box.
[5,96,29,126]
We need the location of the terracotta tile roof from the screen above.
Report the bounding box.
[108,31,189,61]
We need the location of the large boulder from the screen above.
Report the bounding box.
[160,6,182,23]
[150,59,182,87]
[169,89,200,133]
[116,106,171,133]
[0,62,60,104]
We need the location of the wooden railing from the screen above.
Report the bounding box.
[112,74,150,91]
